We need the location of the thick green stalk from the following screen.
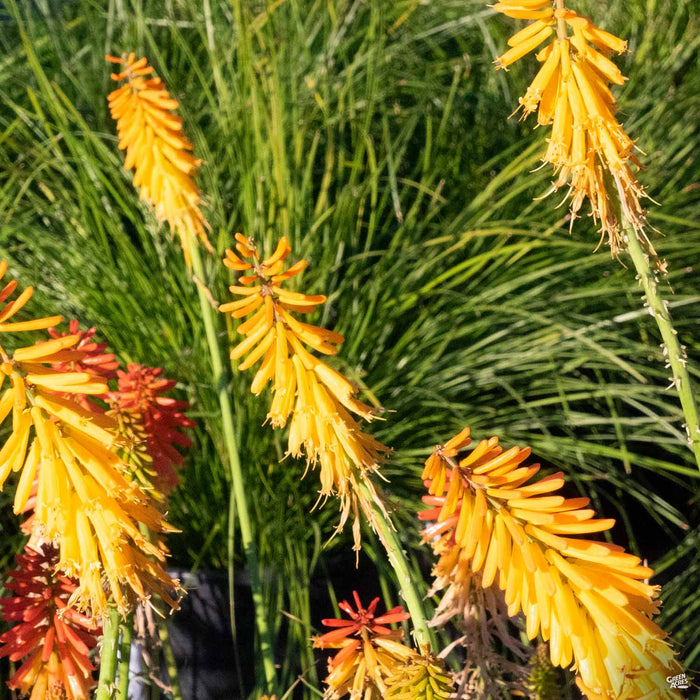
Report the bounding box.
[159,620,183,700]
[357,481,436,654]
[188,236,277,691]
[625,227,700,469]
[96,606,121,700]
[116,614,132,700]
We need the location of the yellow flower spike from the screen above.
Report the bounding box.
[106,53,210,266]
[220,237,389,549]
[492,1,650,253]
[0,263,180,619]
[420,429,684,699]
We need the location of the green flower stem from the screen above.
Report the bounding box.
[625,226,700,468]
[159,618,183,700]
[116,614,132,700]
[188,235,277,691]
[357,480,436,654]
[96,606,121,700]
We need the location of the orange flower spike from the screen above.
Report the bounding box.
[106,53,210,265]
[421,428,683,699]
[421,426,471,496]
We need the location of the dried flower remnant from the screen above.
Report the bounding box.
[492,0,648,254]
[107,364,194,493]
[219,235,389,548]
[313,592,413,699]
[0,544,101,700]
[438,579,531,699]
[420,428,683,699]
[106,53,211,265]
[0,261,179,617]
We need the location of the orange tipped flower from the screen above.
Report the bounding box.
[219,235,389,548]
[106,52,210,265]
[0,544,101,700]
[420,429,683,699]
[0,262,179,617]
[493,2,647,253]
[313,592,413,699]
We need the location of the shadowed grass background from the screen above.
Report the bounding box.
[0,0,698,695]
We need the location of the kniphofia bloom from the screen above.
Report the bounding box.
[0,544,101,700]
[493,1,648,254]
[219,235,389,548]
[0,261,178,617]
[313,592,413,699]
[107,363,194,493]
[420,428,682,698]
[106,53,210,265]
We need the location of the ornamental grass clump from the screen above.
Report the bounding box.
[0,544,101,700]
[219,234,390,548]
[0,262,179,618]
[106,53,211,265]
[420,427,681,699]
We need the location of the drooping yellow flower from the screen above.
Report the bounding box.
[106,52,211,265]
[0,261,179,618]
[420,428,683,699]
[493,1,647,254]
[219,235,389,548]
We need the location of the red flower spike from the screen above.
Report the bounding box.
[0,544,101,700]
[108,364,194,492]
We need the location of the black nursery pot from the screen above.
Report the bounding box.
[133,552,384,700]
[169,570,255,699]
[129,570,254,700]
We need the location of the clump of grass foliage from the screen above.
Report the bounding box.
[0,0,698,695]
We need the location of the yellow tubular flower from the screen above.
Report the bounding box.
[493,2,648,254]
[219,235,390,548]
[0,262,179,618]
[106,53,211,265]
[420,429,683,700]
